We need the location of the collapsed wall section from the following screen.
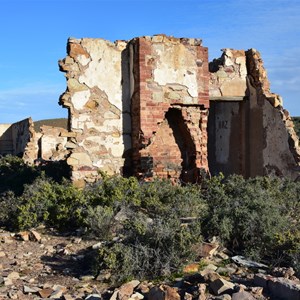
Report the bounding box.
[208,49,248,176]
[208,48,300,179]
[59,38,130,185]
[0,124,13,155]
[246,49,300,179]
[0,118,37,163]
[130,35,209,182]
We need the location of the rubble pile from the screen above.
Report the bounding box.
[1,229,300,300]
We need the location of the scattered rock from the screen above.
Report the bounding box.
[129,292,144,300]
[118,280,140,300]
[199,242,219,258]
[18,231,30,241]
[231,256,268,269]
[7,271,20,280]
[198,283,206,300]
[39,287,54,298]
[92,242,103,250]
[23,285,40,293]
[29,229,42,242]
[231,291,256,300]
[182,263,199,273]
[210,278,235,295]
[0,228,297,300]
[86,294,102,300]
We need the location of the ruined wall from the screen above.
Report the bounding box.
[246,49,300,179]
[209,49,247,99]
[0,124,13,155]
[130,35,209,182]
[58,35,210,184]
[59,38,130,185]
[0,118,37,163]
[208,49,300,179]
[39,125,69,161]
[55,35,299,183]
[209,50,247,176]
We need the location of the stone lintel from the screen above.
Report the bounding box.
[209,96,247,102]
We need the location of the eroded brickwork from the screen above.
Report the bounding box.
[130,36,209,182]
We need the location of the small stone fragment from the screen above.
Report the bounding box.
[183,263,199,273]
[4,277,13,286]
[210,278,235,296]
[39,288,54,298]
[7,271,20,280]
[18,231,30,241]
[129,292,144,300]
[29,230,42,242]
[231,291,256,300]
[85,294,102,300]
[23,285,40,293]
[50,289,64,299]
[64,294,76,300]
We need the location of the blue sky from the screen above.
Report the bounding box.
[0,0,300,123]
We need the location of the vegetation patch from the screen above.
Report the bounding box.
[1,155,300,283]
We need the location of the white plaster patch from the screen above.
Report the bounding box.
[72,90,91,110]
[153,43,198,98]
[78,39,123,111]
[77,54,91,66]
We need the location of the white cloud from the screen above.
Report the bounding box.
[0,82,67,123]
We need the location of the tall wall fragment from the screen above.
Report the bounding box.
[0,118,37,164]
[208,49,300,179]
[59,38,130,185]
[130,36,209,182]
[59,35,210,184]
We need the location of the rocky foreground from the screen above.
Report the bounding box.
[1,229,300,300]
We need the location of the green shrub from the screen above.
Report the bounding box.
[98,212,203,284]
[16,175,85,230]
[83,205,114,239]
[90,178,206,284]
[84,174,141,207]
[3,162,300,280]
[0,155,39,195]
[201,174,300,263]
[0,191,21,229]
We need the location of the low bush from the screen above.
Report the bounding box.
[16,175,86,230]
[98,212,203,284]
[2,156,300,282]
[201,174,300,266]
[0,155,39,195]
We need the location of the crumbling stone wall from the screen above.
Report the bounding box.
[208,49,300,179]
[130,36,209,182]
[57,35,300,184]
[0,118,37,163]
[59,35,210,184]
[0,124,13,155]
[38,125,69,161]
[2,36,299,183]
[59,38,131,185]
[246,49,300,178]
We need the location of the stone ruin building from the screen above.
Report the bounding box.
[1,35,300,186]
